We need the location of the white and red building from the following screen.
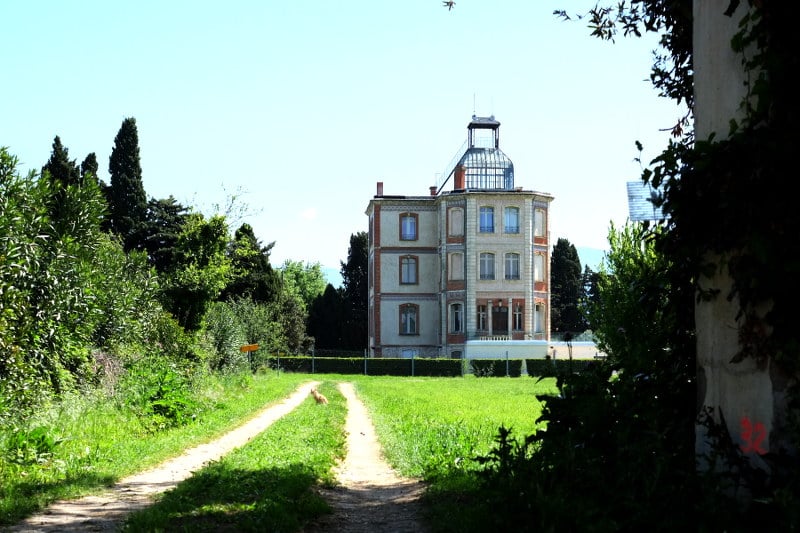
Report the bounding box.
[366,116,553,360]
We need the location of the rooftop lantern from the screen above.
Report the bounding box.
[454,115,514,191]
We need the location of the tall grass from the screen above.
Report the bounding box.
[0,371,311,526]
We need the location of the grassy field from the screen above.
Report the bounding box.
[1,372,557,531]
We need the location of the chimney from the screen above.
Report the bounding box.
[429,186,437,196]
[376,181,384,196]
[454,165,465,190]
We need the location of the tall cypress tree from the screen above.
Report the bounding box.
[80,152,99,184]
[340,231,368,350]
[550,237,586,335]
[42,136,80,187]
[108,117,147,251]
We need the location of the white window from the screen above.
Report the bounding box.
[400,255,418,284]
[400,304,418,335]
[479,206,494,233]
[400,213,417,241]
[449,252,464,280]
[534,208,545,237]
[448,207,464,236]
[450,303,463,333]
[505,253,520,280]
[513,303,523,331]
[477,305,487,330]
[534,253,544,282]
[479,252,495,280]
[534,303,544,333]
[504,207,520,234]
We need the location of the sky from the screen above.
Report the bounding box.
[1,1,684,285]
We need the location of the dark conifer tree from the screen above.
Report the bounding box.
[80,152,99,184]
[141,196,189,273]
[108,117,147,251]
[340,231,368,350]
[220,223,282,304]
[42,136,80,187]
[550,237,586,335]
[307,284,346,350]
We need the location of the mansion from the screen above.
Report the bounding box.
[366,116,553,359]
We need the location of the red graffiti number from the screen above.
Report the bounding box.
[740,417,767,455]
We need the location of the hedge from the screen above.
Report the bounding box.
[525,358,597,377]
[265,356,463,377]
[470,359,523,377]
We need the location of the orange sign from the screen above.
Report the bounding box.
[239,344,259,353]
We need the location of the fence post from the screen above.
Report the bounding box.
[506,351,509,377]
[312,348,315,374]
[364,349,367,375]
[411,352,415,377]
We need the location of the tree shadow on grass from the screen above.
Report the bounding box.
[122,462,329,533]
[0,471,116,526]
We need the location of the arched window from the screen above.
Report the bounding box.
[399,213,418,241]
[400,255,418,284]
[505,253,520,280]
[480,252,495,280]
[504,206,520,233]
[399,304,419,335]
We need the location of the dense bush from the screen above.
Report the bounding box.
[470,359,522,377]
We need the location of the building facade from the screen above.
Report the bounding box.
[366,116,554,359]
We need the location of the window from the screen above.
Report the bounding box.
[534,208,545,237]
[479,252,495,280]
[505,253,520,280]
[449,252,464,280]
[504,207,520,233]
[479,206,494,233]
[401,348,418,359]
[448,207,464,236]
[513,303,524,331]
[450,303,463,333]
[534,253,545,282]
[400,304,418,335]
[477,305,487,330]
[400,213,417,240]
[400,255,418,284]
[534,303,544,333]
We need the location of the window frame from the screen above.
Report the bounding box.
[479,252,495,280]
[399,303,419,335]
[534,253,545,282]
[399,255,419,285]
[513,303,524,331]
[448,252,464,280]
[504,206,520,234]
[477,304,487,331]
[449,302,463,333]
[448,207,464,236]
[479,206,494,233]
[504,252,520,280]
[534,208,545,237]
[399,212,418,241]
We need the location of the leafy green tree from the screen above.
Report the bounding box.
[340,232,368,350]
[279,259,326,311]
[550,237,586,335]
[160,213,233,331]
[221,223,281,304]
[107,117,147,251]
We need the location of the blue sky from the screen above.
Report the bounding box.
[1,1,684,284]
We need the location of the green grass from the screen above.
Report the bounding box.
[2,372,558,532]
[0,371,311,526]
[122,381,347,532]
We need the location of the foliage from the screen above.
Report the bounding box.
[339,232,368,349]
[141,195,190,274]
[4,426,64,467]
[119,357,200,433]
[549,237,586,334]
[307,284,346,349]
[160,213,233,331]
[221,223,281,304]
[470,359,522,377]
[107,117,148,251]
[279,259,326,311]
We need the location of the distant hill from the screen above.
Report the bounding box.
[576,247,606,271]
